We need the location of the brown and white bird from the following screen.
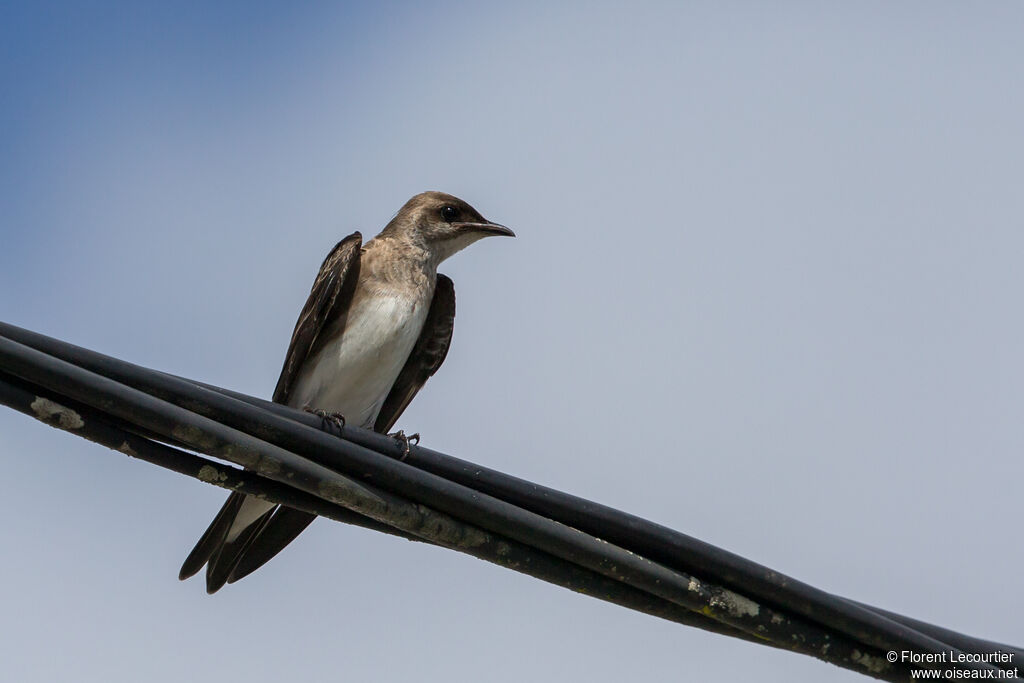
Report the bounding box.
[178,191,514,593]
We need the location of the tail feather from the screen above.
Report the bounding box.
[179,492,245,581]
[204,504,276,594]
[227,508,318,585]
[179,492,279,593]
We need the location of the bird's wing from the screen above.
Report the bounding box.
[179,233,362,593]
[222,276,457,586]
[374,273,456,433]
[273,232,363,405]
[227,274,460,585]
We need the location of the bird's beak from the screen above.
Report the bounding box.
[454,221,515,238]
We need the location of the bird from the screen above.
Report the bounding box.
[178,191,514,593]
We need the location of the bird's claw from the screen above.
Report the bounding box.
[304,405,346,437]
[388,430,420,461]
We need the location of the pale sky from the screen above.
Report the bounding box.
[1,2,1022,681]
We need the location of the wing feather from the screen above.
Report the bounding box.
[272,232,362,405]
[180,233,362,589]
[374,274,456,433]
[204,276,455,585]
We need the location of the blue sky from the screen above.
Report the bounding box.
[1,2,1022,682]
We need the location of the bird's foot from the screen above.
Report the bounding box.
[388,430,420,461]
[304,406,346,438]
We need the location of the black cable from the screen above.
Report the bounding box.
[0,330,922,680]
[3,321,1018,669]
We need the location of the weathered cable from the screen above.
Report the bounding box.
[2,321,1018,672]
[0,332,923,680]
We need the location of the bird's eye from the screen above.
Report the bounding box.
[440,205,459,222]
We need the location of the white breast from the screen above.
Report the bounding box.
[287,289,431,428]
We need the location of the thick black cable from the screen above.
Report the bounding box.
[0,332,922,680]
[2,321,1018,671]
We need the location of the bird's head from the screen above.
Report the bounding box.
[381,191,514,263]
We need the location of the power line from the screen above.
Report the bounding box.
[0,321,1019,681]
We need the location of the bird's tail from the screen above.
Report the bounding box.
[225,507,317,585]
[178,492,280,594]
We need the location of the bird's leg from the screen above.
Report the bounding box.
[304,405,346,438]
[388,430,420,461]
